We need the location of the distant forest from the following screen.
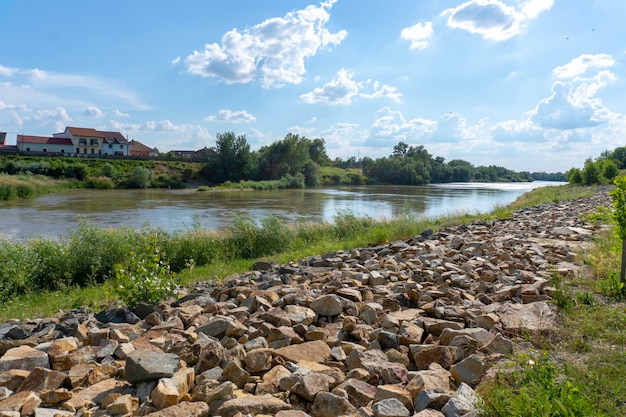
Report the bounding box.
[197,132,566,187]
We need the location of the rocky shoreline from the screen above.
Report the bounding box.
[0,190,611,417]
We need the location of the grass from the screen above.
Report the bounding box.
[0,174,79,200]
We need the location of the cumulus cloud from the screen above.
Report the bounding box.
[287,125,317,137]
[300,69,359,104]
[442,0,553,41]
[300,69,401,105]
[528,71,616,130]
[0,65,17,76]
[184,0,347,88]
[553,53,615,79]
[369,107,435,144]
[34,106,71,122]
[206,109,256,123]
[84,106,104,117]
[400,21,433,50]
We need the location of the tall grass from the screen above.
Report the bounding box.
[0,174,78,200]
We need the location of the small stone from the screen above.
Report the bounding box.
[311,392,358,417]
[125,351,180,383]
[0,346,50,373]
[372,398,410,417]
[310,294,343,317]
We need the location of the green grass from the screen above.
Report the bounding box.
[0,174,79,200]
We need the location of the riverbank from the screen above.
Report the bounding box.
[0,186,621,416]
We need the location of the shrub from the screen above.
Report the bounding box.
[107,248,177,307]
[128,166,153,188]
[84,176,115,189]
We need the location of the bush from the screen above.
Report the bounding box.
[128,166,152,188]
[107,248,177,307]
[84,176,115,189]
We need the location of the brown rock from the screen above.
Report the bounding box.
[106,393,134,415]
[0,390,41,415]
[274,340,331,364]
[215,395,292,417]
[145,400,209,416]
[332,378,376,408]
[412,345,464,370]
[17,367,67,393]
[374,384,413,412]
[0,370,30,392]
[243,348,274,374]
[0,346,49,373]
[311,392,359,417]
[62,378,127,411]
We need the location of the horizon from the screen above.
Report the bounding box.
[0,0,624,173]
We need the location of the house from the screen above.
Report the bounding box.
[52,127,129,156]
[129,140,158,157]
[17,135,74,154]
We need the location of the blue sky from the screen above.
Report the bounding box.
[0,0,623,172]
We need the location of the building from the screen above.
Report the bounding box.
[17,135,74,154]
[51,127,130,156]
[129,140,159,157]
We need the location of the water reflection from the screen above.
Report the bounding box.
[0,181,564,240]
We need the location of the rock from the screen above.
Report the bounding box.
[484,301,557,334]
[0,345,50,372]
[274,340,331,364]
[372,398,411,417]
[0,390,41,415]
[62,378,126,411]
[450,354,486,387]
[95,308,140,324]
[125,351,180,383]
[441,383,479,417]
[289,372,331,401]
[106,393,134,415]
[311,392,359,417]
[332,378,377,408]
[17,367,67,393]
[243,348,273,374]
[412,345,465,370]
[374,384,413,412]
[215,395,292,417]
[144,400,209,416]
[151,377,180,410]
[310,294,343,316]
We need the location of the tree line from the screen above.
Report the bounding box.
[565,147,626,185]
[199,132,548,187]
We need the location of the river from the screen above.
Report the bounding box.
[0,181,565,240]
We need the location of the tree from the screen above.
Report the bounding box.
[610,175,626,292]
[308,138,331,166]
[602,160,619,181]
[581,158,600,185]
[256,133,312,180]
[202,132,253,184]
[128,166,152,188]
[393,142,408,157]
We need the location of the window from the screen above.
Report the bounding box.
[90,139,99,145]
[91,148,95,154]
[26,147,30,152]
[76,148,79,154]
[108,144,112,149]
[61,150,64,154]
[43,148,47,153]
[79,138,87,145]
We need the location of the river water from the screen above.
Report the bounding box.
[0,181,565,240]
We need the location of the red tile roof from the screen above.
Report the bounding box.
[66,127,103,138]
[17,135,73,145]
[130,140,157,153]
[101,130,129,144]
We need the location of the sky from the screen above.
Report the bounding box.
[0,0,624,173]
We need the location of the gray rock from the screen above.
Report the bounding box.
[125,351,180,383]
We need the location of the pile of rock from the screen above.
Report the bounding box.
[0,191,610,416]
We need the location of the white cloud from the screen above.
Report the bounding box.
[0,100,28,112]
[300,69,359,104]
[287,125,317,137]
[300,70,401,105]
[206,109,256,123]
[184,0,347,88]
[400,21,433,50]
[84,106,104,117]
[369,107,435,144]
[360,80,402,102]
[113,109,130,118]
[442,0,553,41]
[528,71,615,129]
[34,106,71,122]
[171,56,181,65]
[0,65,17,76]
[553,53,615,79]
